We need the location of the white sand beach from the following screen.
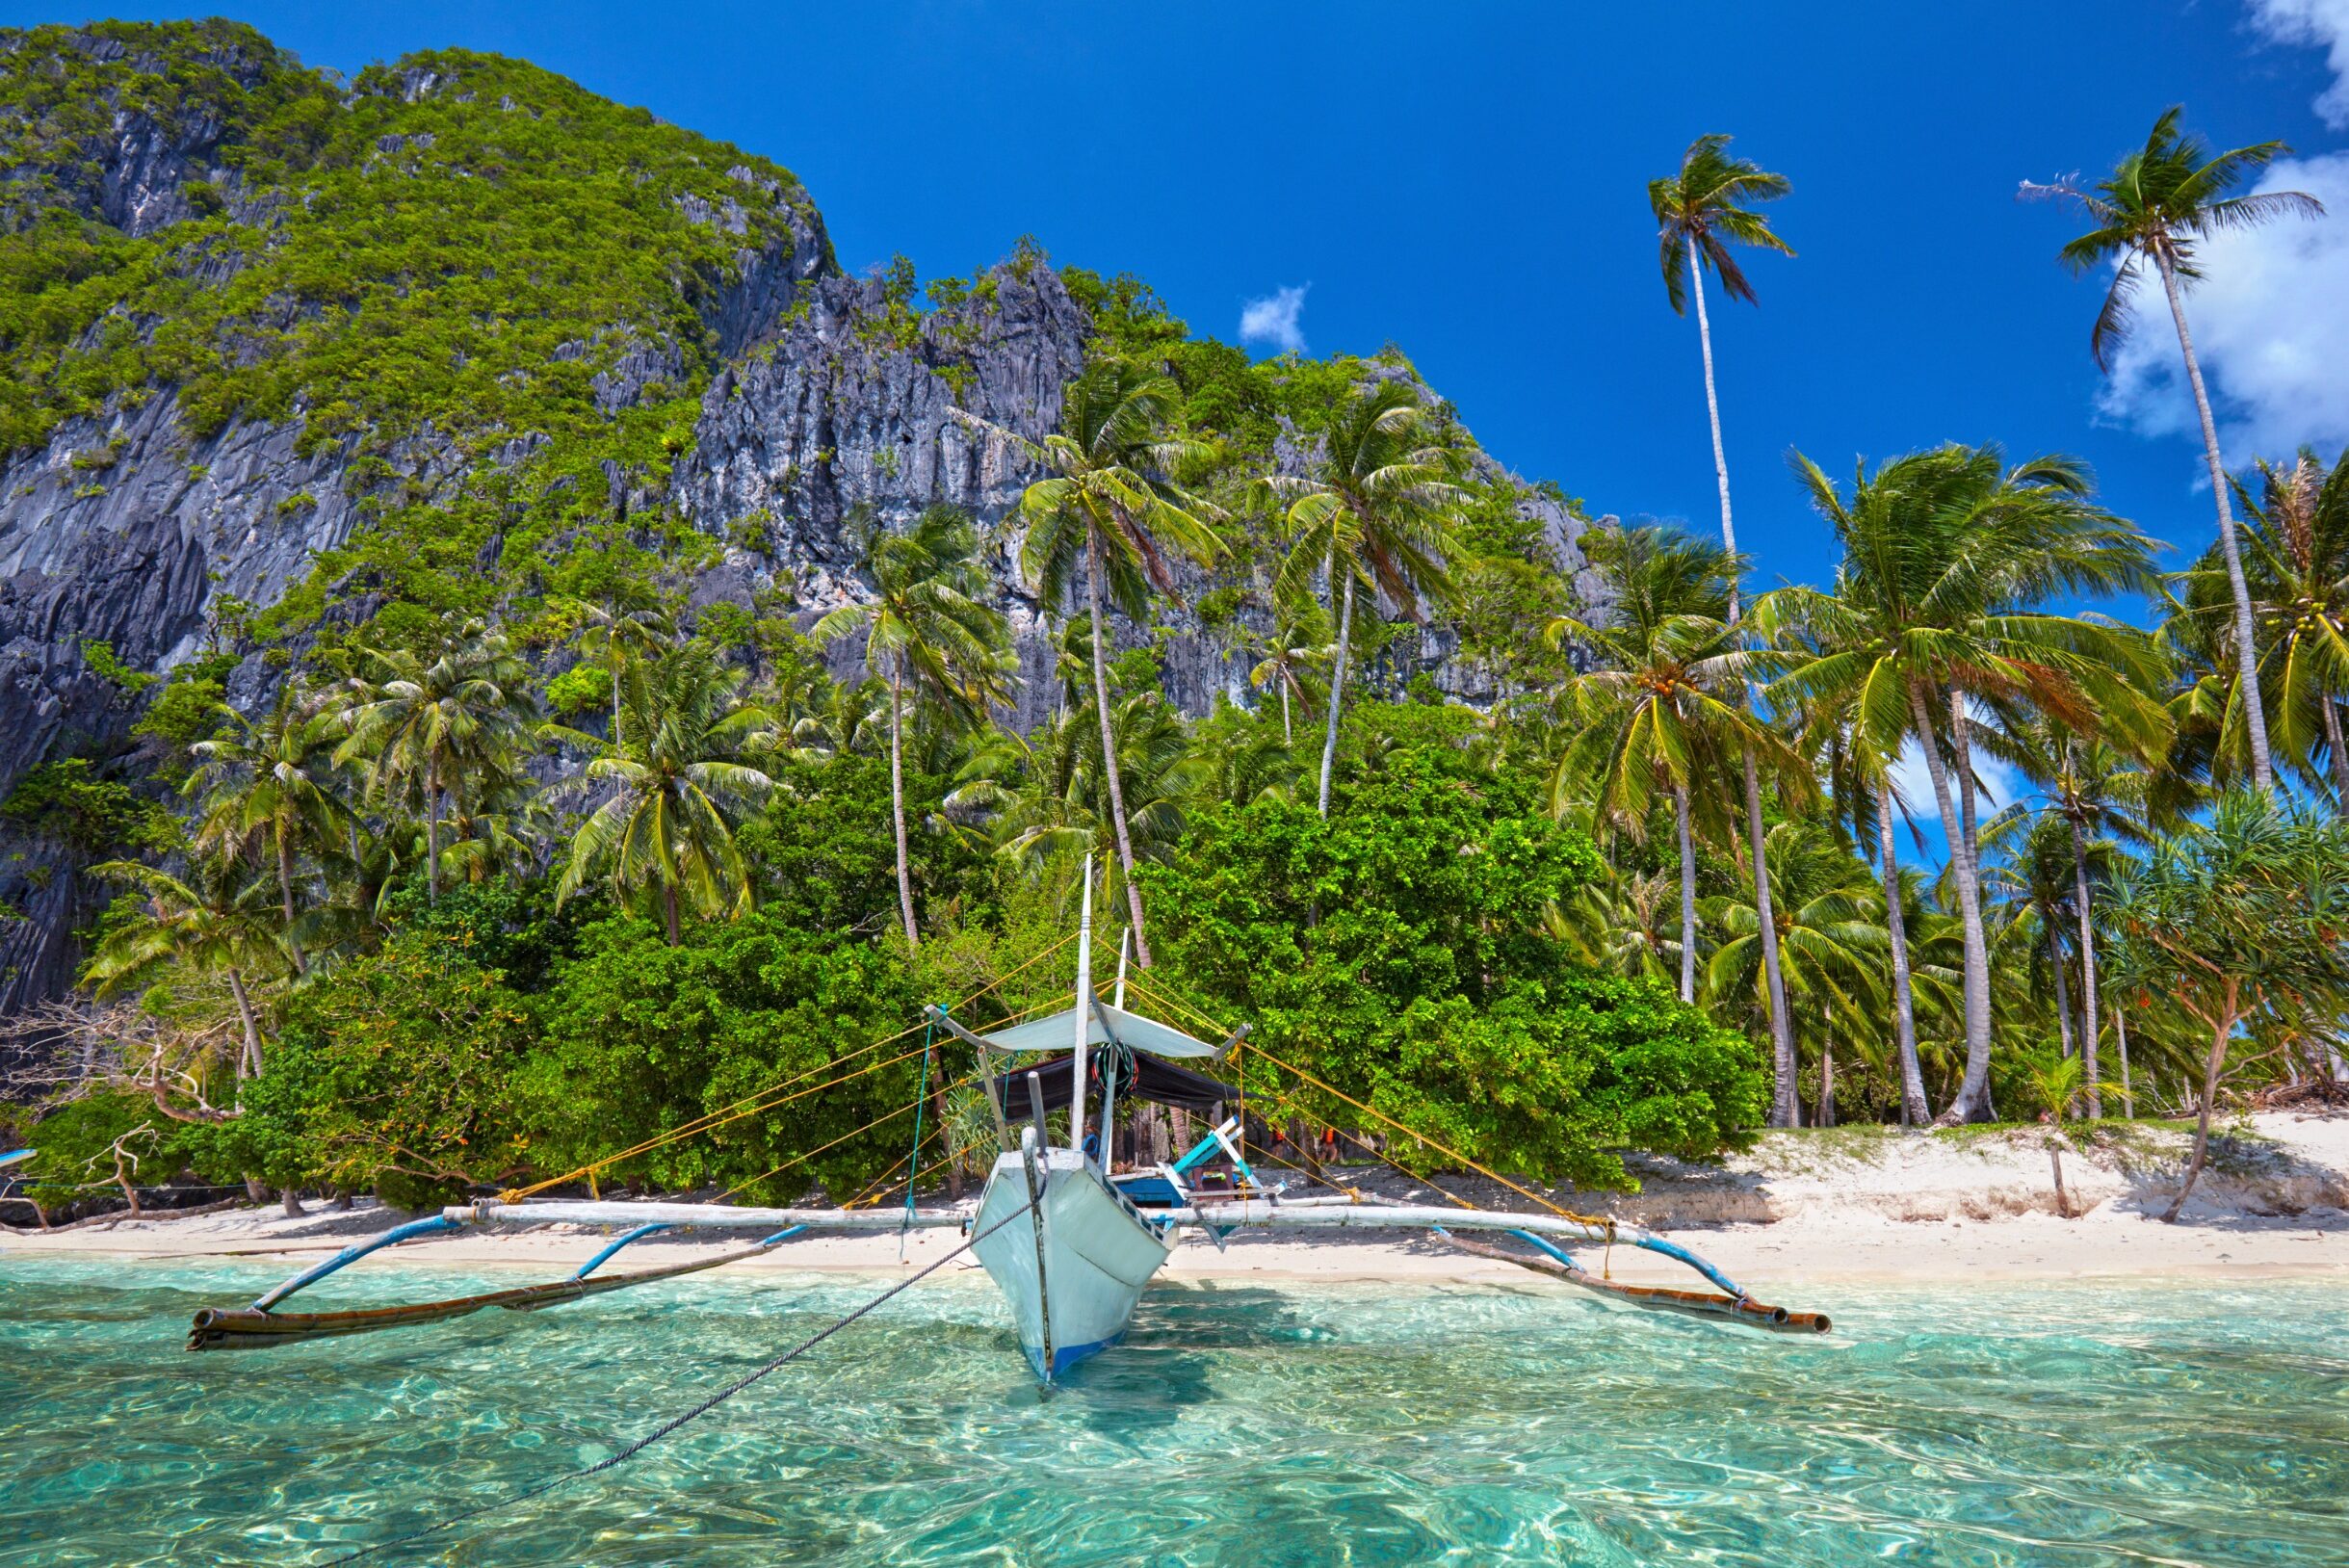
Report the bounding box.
[8,1112,2344,1298]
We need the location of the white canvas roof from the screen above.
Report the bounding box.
[975,1001,1223,1058]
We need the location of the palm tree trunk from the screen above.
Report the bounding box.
[1280,681,1292,745]
[612,658,623,745]
[1687,257,1796,1125]
[2115,1004,2135,1117]
[275,823,305,977]
[1674,783,1697,1003]
[2157,252,2273,793]
[1875,777,1931,1126]
[2069,816,2104,1117]
[1087,533,1153,968]
[888,663,919,949]
[1815,1019,1835,1129]
[1910,682,1997,1122]
[1948,687,1981,868]
[2325,698,2349,811]
[1746,754,1798,1128]
[2049,920,2075,1058]
[663,882,681,947]
[426,773,443,906]
[1688,252,1740,617]
[1318,575,1356,817]
[225,967,262,1081]
[2163,986,2239,1222]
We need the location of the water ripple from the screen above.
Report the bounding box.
[1,1261,2342,1565]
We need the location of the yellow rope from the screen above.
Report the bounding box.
[501,931,1079,1201]
[1116,974,1612,1233]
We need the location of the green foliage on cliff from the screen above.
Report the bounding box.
[0,19,824,630]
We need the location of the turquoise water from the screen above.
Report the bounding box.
[2,1257,2344,1566]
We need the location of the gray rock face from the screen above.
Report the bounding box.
[0,393,363,1011]
[0,171,1600,1013]
[0,27,284,237]
[674,263,1091,732]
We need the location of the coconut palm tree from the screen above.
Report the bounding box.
[963,690,1203,886]
[1762,443,2165,1121]
[568,588,673,743]
[1979,718,2160,1116]
[336,622,537,906]
[1649,132,1802,1109]
[812,505,1012,947]
[973,359,1223,967]
[551,644,775,944]
[1245,595,1331,745]
[83,853,286,1084]
[2023,108,2325,793]
[1704,822,1888,1127]
[1548,526,1810,1038]
[2170,448,2349,804]
[185,683,351,975]
[1263,379,1465,817]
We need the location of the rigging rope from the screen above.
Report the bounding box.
[501,932,1081,1201]
[321,1199,1035,1566]
[1117,973,1614,1234]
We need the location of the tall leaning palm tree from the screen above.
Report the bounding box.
[185,683,349,976]
[552,645,775,944]
[2172,449,2349,803]
[1264,380,1465,817]
[2023,108,2324,793]
[979,359,1224,967]
[1650,131,1801,1101]
[1762,443,2164,1121]
[336,622,536,906]
[1548,526,1808,1023]
[812,505,1012,947]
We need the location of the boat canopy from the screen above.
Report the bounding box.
[973,1001,1222,1058]
[990,1050,1236,1114]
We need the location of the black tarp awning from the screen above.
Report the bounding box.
[991,1050,1235,1116]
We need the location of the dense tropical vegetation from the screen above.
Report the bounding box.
[5,25,2344,1224]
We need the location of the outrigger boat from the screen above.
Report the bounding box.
[187,862,1826,1374]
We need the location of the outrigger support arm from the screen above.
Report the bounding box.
[444,1199,967,1232]
[1166,1200,1829,1334]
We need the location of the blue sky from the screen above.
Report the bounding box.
[13,3,2342,585]
[13,1,2349,825]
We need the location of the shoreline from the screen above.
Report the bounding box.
[9,1113,2346,1293]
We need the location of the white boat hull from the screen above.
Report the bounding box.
[971,1146,1171,1378]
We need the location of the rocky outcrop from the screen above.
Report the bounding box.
[0,393,364,1010]
[673,263,1087,729]
[0,25,1606,1017]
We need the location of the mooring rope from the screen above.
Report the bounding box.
[1118,973,1614,1236]
[502,931,1082,1201]
[321,1198,1032,1566]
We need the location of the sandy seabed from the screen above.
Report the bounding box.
[6,1112,2344,1298]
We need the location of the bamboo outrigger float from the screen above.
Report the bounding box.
[185,859,1827,1372]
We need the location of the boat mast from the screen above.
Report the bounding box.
[1072,854,1093,1157]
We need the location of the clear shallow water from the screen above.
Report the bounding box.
[1,1256,2343,1567]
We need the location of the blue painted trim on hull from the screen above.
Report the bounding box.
[1022,1331,1125,1379]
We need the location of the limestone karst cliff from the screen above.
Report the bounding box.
[0,20,1603,1012]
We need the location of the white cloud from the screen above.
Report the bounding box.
[1238,284,1308,355]
[2248,0,2349,126]
[2094,151,2349,466]
[1889,734,2022,836]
